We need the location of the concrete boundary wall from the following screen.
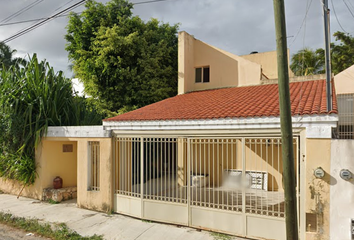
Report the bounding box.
[330,140,354,240]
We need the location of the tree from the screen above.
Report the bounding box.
[290,31,354,76]
[290,48,324,76]
[65,0,178,116]
[331,31,354,75]
[0,42,26,70]
[0,54,102,187]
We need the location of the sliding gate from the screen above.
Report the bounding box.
[113,136,299,239]
[113,137,189,225]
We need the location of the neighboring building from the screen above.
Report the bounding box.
[241,50,294,80]
[1,31,353,240]
[330,65,354,240]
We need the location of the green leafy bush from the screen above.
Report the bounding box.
[0,54,102,186]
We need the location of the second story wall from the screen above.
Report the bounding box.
[242,50,294,79]
[178,31,262,94]
[334,65,354,94]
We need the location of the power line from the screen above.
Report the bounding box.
[331,0,348,33]
[0,0,79,27]
[134,0,174,5]
[1,0,178,43]
[2,0,87,44]
[343,0,354,20]
[289,0,313,47]
[52,0,77,13]
[0,0,45,24]
[0,0,176,27]
[0,14,73,27]
[347,0,354,11]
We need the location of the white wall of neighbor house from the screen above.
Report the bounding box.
[334,65,354,94]
[330,140,354,240]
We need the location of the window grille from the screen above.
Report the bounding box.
[89,141,100,191]
[335,94,354,139]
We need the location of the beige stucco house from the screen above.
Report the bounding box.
[1,31,353,240]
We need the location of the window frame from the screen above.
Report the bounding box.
[195,66,210,83]
[88,141,100,191]
[336,93,354,139]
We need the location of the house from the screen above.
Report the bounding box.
[329,65,354,240]
[1,31,351,240]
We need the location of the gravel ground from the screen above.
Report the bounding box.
[0,222,51,240]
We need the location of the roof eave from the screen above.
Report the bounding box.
[103,114,338,134]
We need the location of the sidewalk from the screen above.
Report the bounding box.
[0,193,246,240]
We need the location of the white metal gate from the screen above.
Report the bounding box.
[113,137,188,224]
[113,136,299,239]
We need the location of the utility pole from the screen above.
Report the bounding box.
[322,0,332,111]
[273,0,299,240]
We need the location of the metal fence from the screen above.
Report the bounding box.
[88,141,100,191]
[114,137,141,197]
[114,136,298,218]
[189,137,297,218]
[142,138,187,204]
[244,138,294,217]
[189,138,243,212]
[335,93,354,139]
[114,137,187,203]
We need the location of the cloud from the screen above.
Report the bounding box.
[0,0,353,78]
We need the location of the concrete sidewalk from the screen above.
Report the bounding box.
[0,193,245,240]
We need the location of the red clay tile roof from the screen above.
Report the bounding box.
[104,80,338,122]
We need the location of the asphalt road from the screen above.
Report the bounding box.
[0,223,50,240]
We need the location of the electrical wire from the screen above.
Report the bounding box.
[134,0,174,5]
[289,0,313,47]
[2,0,87,43]
[0,0,177,27]
[0,0,45,23]
[0,17,55,27]
[347,0,354,11]
[331,0,349,33]
[51,0,77,13]
[343,0,354,19]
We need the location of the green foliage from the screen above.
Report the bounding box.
[0,154,37,185]
[65,0,178,114]
[0,212,103,240]
[0,42,27,70]
[331,31,354,75]
[290,48,324,76]
[48,199,60,204]
[0,54,103,185]
[210,232,232,240]
[290,31,354,76]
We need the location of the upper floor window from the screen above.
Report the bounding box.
[195,66,210,83]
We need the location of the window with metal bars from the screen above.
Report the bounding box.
[88,141,100,191]
[335,94,354,139]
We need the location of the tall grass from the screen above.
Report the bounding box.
[0,54,102,186]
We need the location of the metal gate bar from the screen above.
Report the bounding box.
[113,135,299,238]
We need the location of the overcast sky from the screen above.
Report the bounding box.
[1,0,354,78]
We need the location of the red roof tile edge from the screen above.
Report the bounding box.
[104,80,338,122]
